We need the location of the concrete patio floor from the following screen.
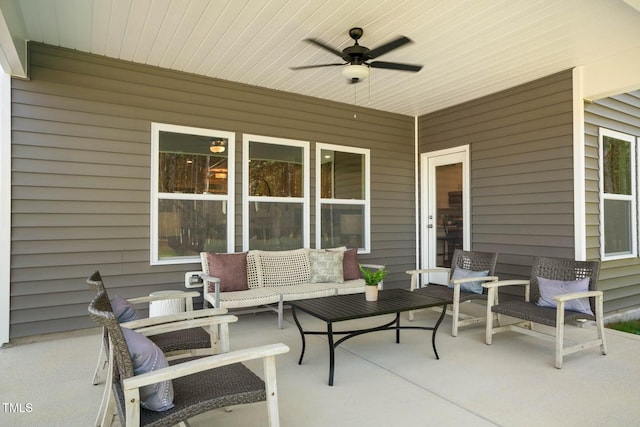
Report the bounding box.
[1,304,639,427]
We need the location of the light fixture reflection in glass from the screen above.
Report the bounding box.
[209,139,226,153]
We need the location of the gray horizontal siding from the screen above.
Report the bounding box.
[585,90,640,313]
[10,42,415,338]
[418,70,575,280]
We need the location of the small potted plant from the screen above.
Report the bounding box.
[358,264,387,301]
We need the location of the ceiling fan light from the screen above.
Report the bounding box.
[342,64,369,81]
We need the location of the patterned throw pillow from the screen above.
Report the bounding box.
[205,252,248,292]
[536,277,594,316]
[309,250,344,283]
[121,327,174,412]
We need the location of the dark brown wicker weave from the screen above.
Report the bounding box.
[88,292,269,427]
[414,249,498,301]
[491,256,600,326]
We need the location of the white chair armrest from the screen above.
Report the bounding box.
[452,275,499,285]
[199,273,222,308]
[127,291,201,306]
[482,279,529,289]
[406,268,450,275]
[553,290,603,302]
[123,343,290,390]
[120,308,229,330]
[127,315,238,337]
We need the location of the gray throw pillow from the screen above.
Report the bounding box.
[309,250,344,283]
[121,327,174,412]
[111,295,140,323]
[448,268,489,294]
[536,277,594,316]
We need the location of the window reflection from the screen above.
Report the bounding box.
[320,205,364,249]
[154,127,232,262]
[158,199,227,258]
[319,147,367,250]
[246,139,307,250]
[159,131,228,194]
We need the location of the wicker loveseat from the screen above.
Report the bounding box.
[191,248,383,328]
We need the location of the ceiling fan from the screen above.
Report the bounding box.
[290,27,423,83]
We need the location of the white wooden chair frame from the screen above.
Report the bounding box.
[113,340,289,427]
[484,279,608,369]
[408,267,499,336]
[95,310,234,427]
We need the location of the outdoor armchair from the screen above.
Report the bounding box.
[87,271,229,426]
[484,256,607,368]
[407,249,499,336]
[88,291,289,427]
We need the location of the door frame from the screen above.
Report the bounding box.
[420,145,471,282]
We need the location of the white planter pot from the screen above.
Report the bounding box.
[365,286,379,301]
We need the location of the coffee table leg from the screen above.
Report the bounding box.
[291,307,306,365]
[432,303,448,359]
[395,313,401,343]
[327,322,335,386]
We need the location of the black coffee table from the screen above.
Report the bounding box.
[289,288,451,386]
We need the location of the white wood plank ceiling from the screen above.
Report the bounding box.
[11,0,640,116]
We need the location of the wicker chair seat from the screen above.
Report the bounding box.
[113,358,266,427]
[491,299,596,327]
[149,328,211,354]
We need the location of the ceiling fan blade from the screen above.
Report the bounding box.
[370,61,423,72]
[305,38,344,58]
[368,36,412,58]
[290,63,344,70]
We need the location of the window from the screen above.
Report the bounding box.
[243,134,309,250]
[151,123,234,264]
[599,128,637,260]
[316,143,370,252]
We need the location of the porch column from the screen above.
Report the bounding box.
[0,70,10,345]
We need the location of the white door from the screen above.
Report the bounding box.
[420,146,470,285]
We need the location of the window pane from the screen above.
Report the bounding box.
[320,205,364,249]
[158,199,227,259]
[603,136,632,195]
[320,150,364,199]
[159,131,228,194]
[248,202,303,250]
[604,199,632,255]
[249,142,303,197]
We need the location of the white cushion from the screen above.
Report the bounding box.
[255,249,311,287]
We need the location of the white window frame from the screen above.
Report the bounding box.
[315,143,371,253]
[598,127,638,261]
[150,123,235,265]
[242,134,310,250]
